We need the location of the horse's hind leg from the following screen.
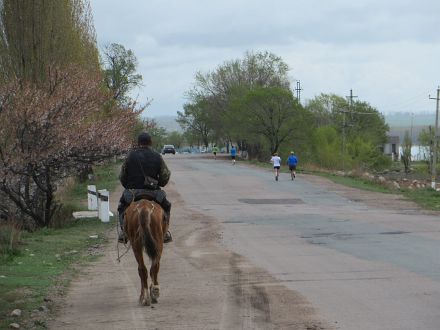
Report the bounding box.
[133,244,150,306]
[150,259,161,303]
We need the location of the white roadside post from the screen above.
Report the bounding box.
[87,185,98,210]
[97,189,110,223]
[97,189,102,218]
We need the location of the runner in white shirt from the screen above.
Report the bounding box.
[270,153,282,181]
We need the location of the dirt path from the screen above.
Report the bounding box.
[48,181,332,330]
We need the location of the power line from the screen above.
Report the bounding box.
[381,91,428,110]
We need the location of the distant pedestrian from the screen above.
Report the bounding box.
[287,151,298,180]
[270,152,281,181]
[230,146,237,165]
[212,145,219,159]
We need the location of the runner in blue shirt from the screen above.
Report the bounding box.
[230,146,237,165]
[287,151,298,180]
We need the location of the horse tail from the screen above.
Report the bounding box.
[139,204,159,261]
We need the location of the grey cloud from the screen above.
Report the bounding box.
[91,0,440,117]
[93,0,440,48]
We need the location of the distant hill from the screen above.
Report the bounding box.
[385,112,436,144]
[150,115,182,133]
[149,113,437,143]
[384,112,435,127]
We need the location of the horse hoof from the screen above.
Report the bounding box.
[139,295,151,306]
[150,285,160,303]
[142,297,151,306]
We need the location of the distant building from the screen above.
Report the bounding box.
[384,136,400,161]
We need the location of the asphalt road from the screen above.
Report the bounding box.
[166,154,440,330]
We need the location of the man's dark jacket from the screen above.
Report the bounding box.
[119,146,170,189]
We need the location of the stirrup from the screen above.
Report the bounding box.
[118,231,128,244]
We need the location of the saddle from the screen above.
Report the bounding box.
[123,189,166,205]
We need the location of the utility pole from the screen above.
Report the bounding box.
[295,80,303,103]
[347,89,358,121]
[342,89,358,171]
[429,86,440,189]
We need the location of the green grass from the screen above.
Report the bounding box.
[62,160,122,209]
[411,162,430,176]
[0,161,121,329]
[403,188,440,211]
[0,218,113,328]
[314,172,392,193]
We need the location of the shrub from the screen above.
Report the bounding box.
[312,126,342,169]
[0,221,22,258]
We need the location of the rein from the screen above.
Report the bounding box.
[116,219,131,263]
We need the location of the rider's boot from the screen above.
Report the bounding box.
[118,212,128,244]
[163,212,172,243]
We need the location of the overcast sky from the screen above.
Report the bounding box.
[91,0,440,119]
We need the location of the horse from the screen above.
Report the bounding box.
[124,198,168,306]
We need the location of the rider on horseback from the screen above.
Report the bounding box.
[117,132,172,244]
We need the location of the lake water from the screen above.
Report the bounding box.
[398,145,428,161]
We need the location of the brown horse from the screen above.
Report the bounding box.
[124,199,168,306]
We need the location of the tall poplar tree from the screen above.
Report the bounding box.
[0,0,99,84]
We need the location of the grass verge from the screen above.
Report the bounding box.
[0,219,113,329]
[61,161,122,209]
[402,188,440,211]
[0,161,121,329]
[310,171,392,194]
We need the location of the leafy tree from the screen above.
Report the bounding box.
[306,93,389,169]
[184,51,294,158]
[401,130,412,173]
[311,126,342,169]
[231,86,303,155]
[0,1,146,229]
[190,51,290,110]
[102,43,143,106]
[182,130,201,149]
[177,98,213,147]
[167,131,184,149]
[0,0,99,84]
[346,101,389,146]
[418,127,435,171]
[0,67,138,229]
[141,118,168,152]
[346,137,391,170]
[306,93,388,147]
[305,94,346,128]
